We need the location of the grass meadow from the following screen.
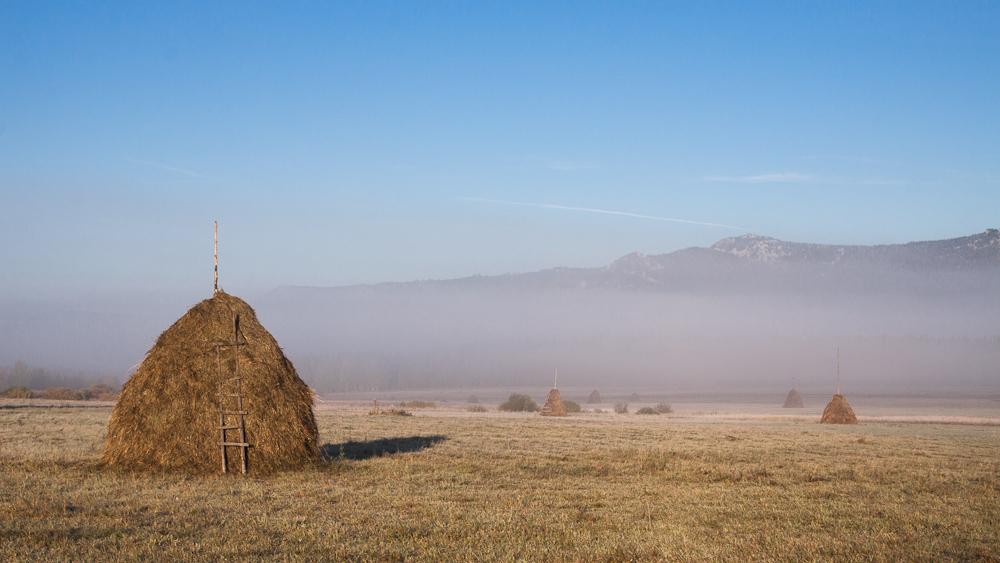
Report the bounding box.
[1,397,998,562]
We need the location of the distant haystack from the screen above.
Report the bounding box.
[587,390,602,404]
[820,394,858,424]
[102,291,319,474]
[783,388,804,408]
[540,388,568,417]
[629,392,640,402]
[467,394,479,404]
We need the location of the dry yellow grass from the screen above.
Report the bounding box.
[1,399,998,562]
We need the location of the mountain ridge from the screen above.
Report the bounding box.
[263,229,1000,299]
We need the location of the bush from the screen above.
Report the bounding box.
[373,407,411,417]
[655,402,673,414]
[563,400,581,413]
[636,406,659,415]
[614,402,629,414]
[38,387,82,400]
[400,400,435,409]
[80,383,119,401]
[498,393,540,412]
[1,386,34,399]
[592,408,604,414]
[467,405,487,413]
[368,401,411,417]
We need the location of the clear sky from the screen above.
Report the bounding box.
[2,1,998,299]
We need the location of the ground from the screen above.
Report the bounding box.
[1,394,998,562]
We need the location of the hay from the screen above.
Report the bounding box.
[0,386,33,399]
[539,388,568,417]
[783,388,804,408]
[820,393,858,424]
[38,387,83,400]
[101,291,319,474]
[587,389,602,404]
[629,392,640,402]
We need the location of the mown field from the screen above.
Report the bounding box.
[1,399,998,562]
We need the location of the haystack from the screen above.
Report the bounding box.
[102,291,319,474]
[820,394,858,424]
[540,388,568,417]
[587,389,602,404]
[783,388,804,408]
[629,392,640,402]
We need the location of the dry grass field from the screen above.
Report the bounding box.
[1,396,999,562]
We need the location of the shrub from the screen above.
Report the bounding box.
[655,402,673,414]
[368,403,411,417]
[592,408,604,414]
[563,400,581,413]
[614,402,629,414]
[1,386,34,399]
[368,399,410,416]
[467,405,487,413]
[81,383,119,401]
[38,387,82,400]
[636,406,659,415]
[498,393,540,412]
[400,400,435,409]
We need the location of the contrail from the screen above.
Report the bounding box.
[462,197,748,231]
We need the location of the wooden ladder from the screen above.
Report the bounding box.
[216,314,249,474]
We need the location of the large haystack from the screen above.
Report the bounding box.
[540,388,568,417]
[587,389,602,404]
[102,291,319,474]
[783,388,804,408]
[820,393,858,424]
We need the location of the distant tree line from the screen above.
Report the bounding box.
[0,361,120,393]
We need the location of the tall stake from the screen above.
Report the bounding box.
[214,221,218,293]
[554,368,558,389]
[837,347,840,395]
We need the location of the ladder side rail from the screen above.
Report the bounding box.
[234,314,248,475]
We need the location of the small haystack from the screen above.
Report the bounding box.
[820,394,858,424]
[467,394,479,404]
[629,392,640,402]
[540,388,568,417]
[783,388,804,408]
[101,291,319,474]
[587,389,602,404]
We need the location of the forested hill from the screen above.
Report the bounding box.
[264,229,1000,298]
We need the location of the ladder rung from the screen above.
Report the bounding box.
[219,424,243,430]
[218,376,242,384]
[220,441,250,447]
[217,393,243,397]
[220,410,247,415]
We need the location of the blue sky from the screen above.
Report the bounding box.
[2,1,998,299]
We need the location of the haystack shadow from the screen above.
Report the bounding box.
[320,435,447,461]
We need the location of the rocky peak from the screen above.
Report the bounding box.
[710,233,793,263]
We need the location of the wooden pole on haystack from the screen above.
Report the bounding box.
[214,221,218,293]
[837,347,840,395]
[554,368,558,389]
